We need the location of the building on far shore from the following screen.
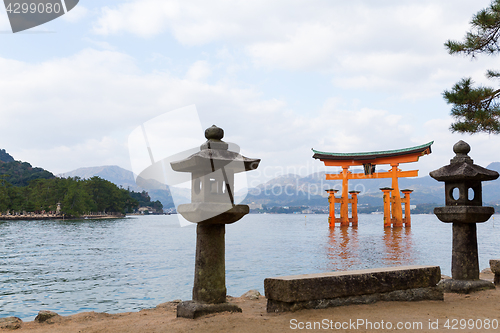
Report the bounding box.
[248,202,263,210]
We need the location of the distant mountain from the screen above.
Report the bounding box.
[242,162,500,208]
[486,162,500,173]
[242,170,446,208]
[0,150,55,186]
[60,165,180,209]
[0,149,14,163]
[61,165,137,190]
[481,162,500,205]
[61,162,500,211]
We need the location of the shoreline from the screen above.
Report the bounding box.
[2,272,497,332]
[0,214,126,221]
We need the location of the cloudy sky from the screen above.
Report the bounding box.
[0,0,498,187]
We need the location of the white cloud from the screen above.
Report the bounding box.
[0,46,443,179]
[93,1,179,37]
[90,0,498,97]
[0,8,11,31]
[247,23,338,71]
[185,60,211,81]
[17,136,127,174]
[414,118,500,177]
[62,5,89,23]
[0,48,284,174]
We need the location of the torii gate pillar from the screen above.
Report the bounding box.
[401,189,413,227]
[325,189,359,227]
[390,164,403,225]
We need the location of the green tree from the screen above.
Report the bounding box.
[0,175,11,213]
[0,173,143,216]
[443,0,500,134]
[8,186,25,212]
[84,176,132,213]
[61,178,94,216]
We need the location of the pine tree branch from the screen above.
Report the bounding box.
[484,88,500,110]
[445,0,500,57]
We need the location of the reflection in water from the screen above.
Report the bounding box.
[383,227,414,266]
[325,226,360,271]
[325,222,416,271]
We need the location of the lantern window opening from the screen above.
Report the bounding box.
[210,178,218,194]
[468,187,475,201]
[194,178,202,195]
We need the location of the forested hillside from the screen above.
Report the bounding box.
[0,176,146,216]
[0,150,162,217]
[0,150,55,186]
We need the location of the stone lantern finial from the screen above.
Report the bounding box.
[451,140,473,164]
[200,125,228,151]
[205,125,224,141]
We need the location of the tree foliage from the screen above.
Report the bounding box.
[0,176,163,217]
[443,0,500,134]
[0,150,162,217]
[128,190,164,213]
[0,149,14,163]
[0,160,55,187]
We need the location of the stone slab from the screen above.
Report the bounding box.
[264,265,441,303]
[438,279,495,293]
[176,301,242,319]
[267,287,443,313]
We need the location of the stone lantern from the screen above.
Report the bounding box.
[170,125,260,318]
[429,140,498,293]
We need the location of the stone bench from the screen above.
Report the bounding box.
[264,265,443,312]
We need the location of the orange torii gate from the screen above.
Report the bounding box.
[312,142,433,228]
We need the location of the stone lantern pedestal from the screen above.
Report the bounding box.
[170,125,260,318]
[430,141,498,293]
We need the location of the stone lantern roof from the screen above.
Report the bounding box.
[430,140,498,222]
[170,125,260,225]
[171,125,260,174]
[429,141,498,182]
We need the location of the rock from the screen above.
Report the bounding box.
[481,267,493,274]
[176,301,242,319]
[490,259,500,274]
[437,279,495,293]
[156,301,181,310]
[0,317,22,330]
[34,310,59,323]
[489,260,500,284]
[241,290,261,300]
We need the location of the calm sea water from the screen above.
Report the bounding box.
[1,213,500,320]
